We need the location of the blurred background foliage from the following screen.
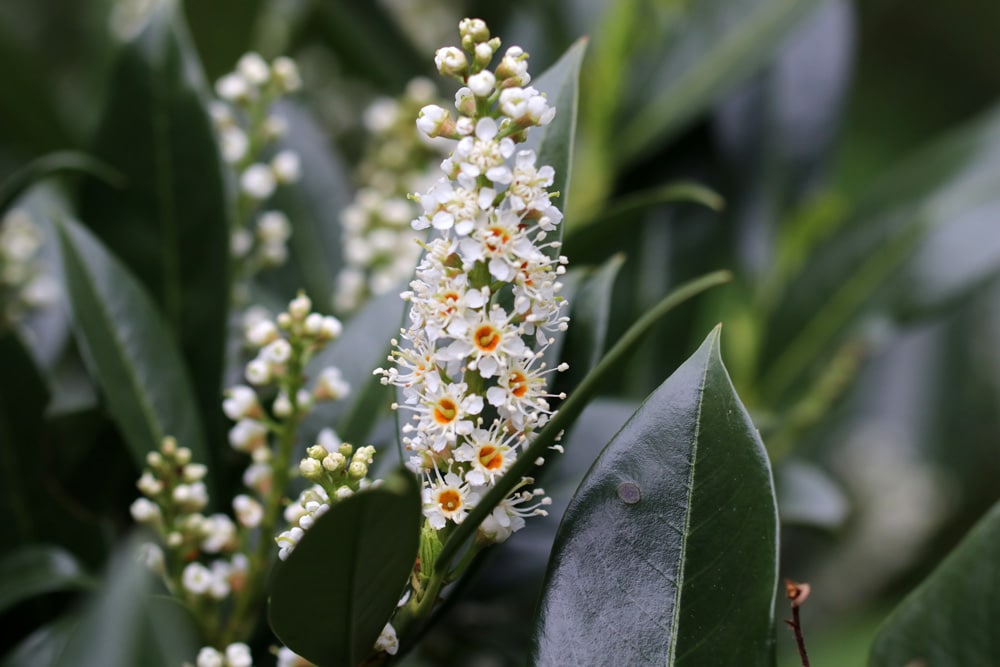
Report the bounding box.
[1,0,999,665]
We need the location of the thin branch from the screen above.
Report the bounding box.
[784,579,812,667]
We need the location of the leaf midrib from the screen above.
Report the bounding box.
[667,334,715,664]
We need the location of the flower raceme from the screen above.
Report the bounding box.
[378,17,564,546]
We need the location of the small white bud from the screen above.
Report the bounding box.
[240,164,276,200]
[271,150,301,184]
[237,52,270,86]
[466,70,495,97]
[288,294,311,320]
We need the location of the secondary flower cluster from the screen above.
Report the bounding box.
[130,436,255,614]
[211,53,302,300]
[0,208,58,326]
[335,78,447,313]
[378,18,565,545]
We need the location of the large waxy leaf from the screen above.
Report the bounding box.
[614,0,824,166]
[531,327,779,666]
[522,37,587,225]
[760,101,1000,405]
[53,540,199,667]
[0,545,96,615]
[54,216,207,470]
[79,0,230,449]
[268,470,421,667]
[869,499,1000,666]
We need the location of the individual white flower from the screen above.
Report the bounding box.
[272,56,302,92]
[422,471,479,529]
[467,70,495,97]
[374,622,399,655]
[314,366,350,401]
[173,482,208,511]
[224,642,253,667]
[237,52,270,86]
[271,150,301,183]
[196,646,224,667]
[416,104,451,138]
[497,46,530,85]
[256,211,291,243]
[219,127,248,163]
[453,425,520,486]
[240,164,276,199]
[434,46,467,77]
[233,494,263,528]
[228,418,267,453]
[182,562,213,595]
[215,73,250,103]
[262,338,292,365]
[223,385,260,420]
[200,513,237,553]
[129,497,161,523]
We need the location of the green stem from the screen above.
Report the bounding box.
[434,270,731,572]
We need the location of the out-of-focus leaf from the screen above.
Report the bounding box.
[0,545,96,615]
[531,327,779,666]
[522,37,587,226]
[53,540,199,667]
[54,216,207,470]
[303,287,406,444]
[556,254,625,394]
[0,329,51,550]
[616,0,824,166]
[268,470,421,666]
[713,0,855,276]
[307,1,428,91]
[775,460,849,529]
[182,0,263,80]
[79,0,230,450]
[869,499,1000,666]
[0,22,76,157]
[761,102,1000,405]
[268,100,352,311]
[1,612,78,667]
[0,152,122,216]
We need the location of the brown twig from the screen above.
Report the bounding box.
[784,579,812,667]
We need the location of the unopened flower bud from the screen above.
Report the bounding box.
[271,150,301,184]
[241,164,276,200]
[273,392,293,418]
[130,497,161,523]
[348,461,367,479]
[459,18,489,45]
[183,463,208,482]
[237,52,270,86]
[246,319,279,347]
[288,293,311,320]
[434,47,467,77]
[245,358,271,385]
[272,56,301,92]
[416,105,453,138]
[467,70,495,97]
[300,457,323,480]
[322,452,345,472]
[320,315,342,340]
[175,447,192,466]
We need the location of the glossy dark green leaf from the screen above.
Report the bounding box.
[556,254,624,393]
[0,545,96,615]
[531,326,779,666]
[267,100,352,312]
[615,0,824,166]
[53,540,199,667]
[268,470,422,666]
[522,37,587,225]
[0,329,51,550]
[761,101,1000,404]
[54,216,207,469]
[869,499,1000,666]
[1,612,78,667]
[78,0,230,450]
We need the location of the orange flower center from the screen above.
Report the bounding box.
[438,489,462,513]
[432,397,458,425]
[475,324,501,352]
[509,370,529,398]
[477,445,504,471]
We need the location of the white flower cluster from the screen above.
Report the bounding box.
[378,18,563,544]
[130,437,254,603]
[335,78,447,313]
[275,430,380,561]
[226,293,348,495]
[0,208,59,325]
[210,53,302,288]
